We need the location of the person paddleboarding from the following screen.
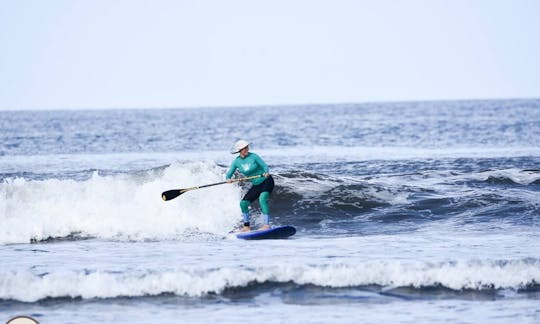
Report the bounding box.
[226,140,274,232]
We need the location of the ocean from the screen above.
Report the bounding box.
[1,99,539,323]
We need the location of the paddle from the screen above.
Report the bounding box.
[161,174,264,201]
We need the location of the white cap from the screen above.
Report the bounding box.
[232,140,250,154]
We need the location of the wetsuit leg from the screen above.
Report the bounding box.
[240,200,250,213]
[259,191,270,215]
[240,200,251,226]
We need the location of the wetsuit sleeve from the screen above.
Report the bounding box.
[254,154,269,173]
[226,160,237,179]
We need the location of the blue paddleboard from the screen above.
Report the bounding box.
[236,226,296,240]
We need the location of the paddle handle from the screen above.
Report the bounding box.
[228,174,265,183]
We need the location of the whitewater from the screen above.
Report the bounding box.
[1,99,539,323]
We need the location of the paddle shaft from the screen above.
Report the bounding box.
[161,174,264,201]
[180,174,261,192]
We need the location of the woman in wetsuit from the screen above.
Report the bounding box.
[226,140,274,232]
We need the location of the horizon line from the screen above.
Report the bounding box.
[1,96,539,113]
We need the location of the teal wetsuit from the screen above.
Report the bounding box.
[226,152,272,225]
[226,152,268,185]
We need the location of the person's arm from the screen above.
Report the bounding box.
[254,154,269,176]
[225,160,237,179]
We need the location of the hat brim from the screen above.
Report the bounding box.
[231,145,249,154]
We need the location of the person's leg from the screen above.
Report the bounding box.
[258,191,270,230]
[258,176,274,230]
[239,200,251,231]
[259,192,270,221]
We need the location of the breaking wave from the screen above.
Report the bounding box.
[1,258,538,303]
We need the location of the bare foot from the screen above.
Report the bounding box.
[258,224,270,231]
[238,226,251,232]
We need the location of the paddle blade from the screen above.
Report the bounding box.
[161,189,183,201]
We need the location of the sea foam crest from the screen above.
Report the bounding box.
[0,161,241,244]
[1,259,538,302]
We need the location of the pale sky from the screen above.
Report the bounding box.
[1,0,539,110]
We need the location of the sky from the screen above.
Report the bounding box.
[0,0,539,110]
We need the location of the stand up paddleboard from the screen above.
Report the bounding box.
[236,226,296,240]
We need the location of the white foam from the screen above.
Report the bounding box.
[1,258,538,302]
[0,161,242,244]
